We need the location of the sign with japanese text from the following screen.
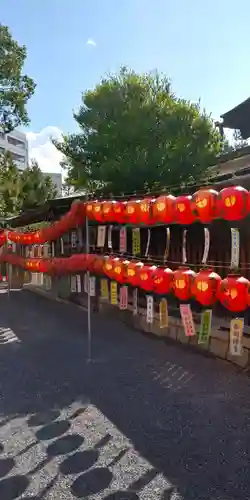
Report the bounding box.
[84,273,89,293]
[89,276,96,296]
[60,238,64,255]
[107,225,113,249]
[76,275,81,293]
[97,226,106,248]
[230,318,244,356]
[120,286,128,310]
[71,231,77,248]
[110,281,118,305]
[119,227,127,253]
[70,275,77,293]
[146,295,154,324]
[202,228,210,265]
[100,278,109,300]
[198,309,212,344]
[159,298,168,328]
[51,242,55,258]
[180,304,196,337]
[132,228,141,256]
[133,288,138,316]
[230,228,240,269]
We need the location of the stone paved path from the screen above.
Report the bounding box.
[0,288,249,499]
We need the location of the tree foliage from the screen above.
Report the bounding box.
[0,153,57,217]
[0,24,36,133]
[55,67,223,196]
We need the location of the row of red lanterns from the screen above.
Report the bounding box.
[1,251,249,312]
[0,184,248,248]
[86,185,250,225]
[0,200,86,246]
[101,256,248,312]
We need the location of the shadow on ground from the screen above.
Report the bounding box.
[0,289,249,499]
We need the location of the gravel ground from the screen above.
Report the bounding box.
[0,288,250,499]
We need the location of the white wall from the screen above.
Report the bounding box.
[0,129,29,169]
[43,172,62,195]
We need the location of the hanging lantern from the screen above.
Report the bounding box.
[218,274,250,312]
[153,195,176,224]
[125,199,141,225]
[217,186,249,221]
[39,260,49,274]
[33,231,41,244]
[126,261,144,287]
[108,258,129,284]
[121,260,130,284]
[103,256,115,279]
[113,258,124,283]
[152,267,174,295]
[92,201,104,222]
[192,268,221,306]
[137,265,157,292]
[25,234,34,245]
[102,201,114,222]
[172,267,196,301]
[174,195,195,225]
[113,201,126,224]
[191,189,218,223]
[86,202,95,221]
[138,198,155,226]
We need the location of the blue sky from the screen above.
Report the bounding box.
[2,0,250,171]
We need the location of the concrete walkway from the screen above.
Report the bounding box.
[0,288,249,499]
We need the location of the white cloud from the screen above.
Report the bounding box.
[26,126,64,173]
[86,38,96,47]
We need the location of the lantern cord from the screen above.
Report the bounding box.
[103,249,250,272]
[87,176,233,201]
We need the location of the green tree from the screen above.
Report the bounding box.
[232,129,249,150]
[55,67,223,196]
[18,160,58,211]
[0,153,57,216]
[0,24,36,133]
[0,151,21,216]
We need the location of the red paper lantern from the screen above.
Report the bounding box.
[192,268,221,306]
[218,274,250,312]
[103,256,115,279]
[113,201,126,224]
[152,195,176,224]
[126,261,144,287]
[110,259,129,284]
[92,201,104,222]
[125,199,141,225]
[120,260,130,284]
[172,267,196,301]
[113,258,124,283]
[137,265,157,292]
[217,186,249,221]
[191,189,218,223]
[174,195,195,225]
[39,260,49,273]
[138,198,155,226]
[33,231,41,244]
[102,201,114,222]
[152,267,174,295]
[92,255,104,275]
[86,202,95,221]
[70,200,85,226]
